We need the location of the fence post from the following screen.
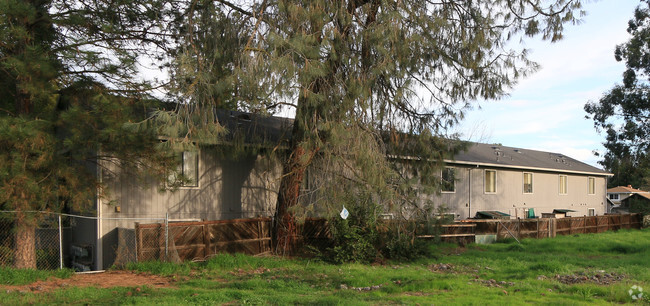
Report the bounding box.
[203,223,211,258]
[135,222,140,262]
[165,213,169,261]
[58,214,63,269]
[496,222,500,240]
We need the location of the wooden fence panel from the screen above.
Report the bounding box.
[596,216,608,233]
[134,214,643,263]
[555,218,571,236]
[464,213,642,242]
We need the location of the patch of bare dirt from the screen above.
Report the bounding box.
[428,263,455,273]
[1,270,176,294]
[553,271,625,285]
[471,278,515,288]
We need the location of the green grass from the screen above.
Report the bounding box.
[0,267,73,285]
[2,229,650,304]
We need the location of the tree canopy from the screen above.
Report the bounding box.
[0,0,176,268]
[169,0,586,252]
[585,0,650,189]
[0,0,590,263]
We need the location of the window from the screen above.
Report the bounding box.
[441,167,455,192]
[609,194,619,200]
[559,175,568,195]
[588,208,595,216]
[588,177,595,195]
[523,172,533,194]
[169,151,199,187]
[485,170,497,193]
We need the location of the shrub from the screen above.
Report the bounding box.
[314,193,442,264]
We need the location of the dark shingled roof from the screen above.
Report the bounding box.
[448,142,611,176]
[216,109,293,146]
[215,111,609,176]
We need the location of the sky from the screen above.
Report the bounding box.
[458,0,641,168]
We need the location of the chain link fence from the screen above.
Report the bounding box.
[0,211,173,271]
[0,211,67,270]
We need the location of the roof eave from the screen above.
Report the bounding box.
[444,159,613,177]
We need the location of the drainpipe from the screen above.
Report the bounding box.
[96,159,103,270]
[467,168,471,219]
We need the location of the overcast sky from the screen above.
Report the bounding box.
[458,0,641,168]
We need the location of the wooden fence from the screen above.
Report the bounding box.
[135,218,329,262]
[135,214,642,262]
[466,214,643,241]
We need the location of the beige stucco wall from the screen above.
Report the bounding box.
[433,166,608,219]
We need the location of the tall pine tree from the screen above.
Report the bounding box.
[171,0,586,253]
[0,0,175,268]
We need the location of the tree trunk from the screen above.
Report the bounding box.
[274,146,310,254]
[14,212,37,269]
[273,99,321,255]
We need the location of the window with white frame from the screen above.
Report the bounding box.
[588,208,595,216]
[609,194,619,200]
[523,172,533,194]
[588,177,595,195]
[441,167,455,192]
[168,151,199,187]
[559,175,568,195]
[485,170,497,193]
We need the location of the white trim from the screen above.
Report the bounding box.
[484,169,497,194]
[523,172,533,194]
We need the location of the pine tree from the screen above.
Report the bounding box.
[172,0,586,254]
[0,0,175,268]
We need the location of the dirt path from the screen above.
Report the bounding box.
[1,270,175,293]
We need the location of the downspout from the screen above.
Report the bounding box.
[96,157,103,270]
[605,176,609,213]
[467,168,471,219]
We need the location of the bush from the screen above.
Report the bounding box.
[314,193,441,264]
[323,193,380,264]
[327,220,378,264]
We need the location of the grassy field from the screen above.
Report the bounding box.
[1,228,649,305]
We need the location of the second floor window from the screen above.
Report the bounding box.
[485,170,497,193]
[523,172,533,194]
[559,175,568,195]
